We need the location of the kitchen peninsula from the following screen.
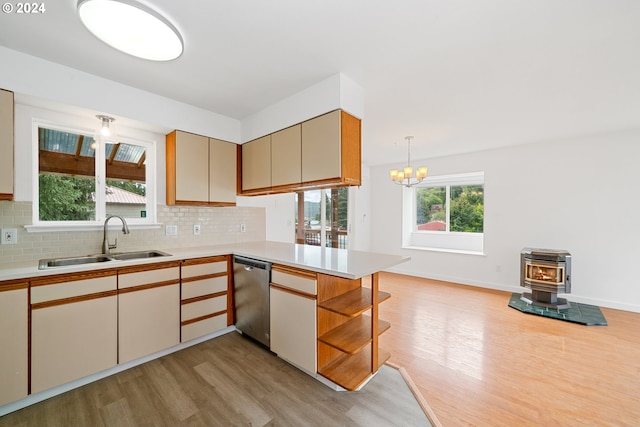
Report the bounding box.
[0,241,409,414]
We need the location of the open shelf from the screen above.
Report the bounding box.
[318,315,390,354]
[318,287,390,317]
[318,345,373,391]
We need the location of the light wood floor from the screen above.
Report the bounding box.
[0,328,431,426]
[377,272,640,426]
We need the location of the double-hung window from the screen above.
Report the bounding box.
[31,121,156,230]
[402,171,484,254]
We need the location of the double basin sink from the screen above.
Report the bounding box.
[38,250,171,270]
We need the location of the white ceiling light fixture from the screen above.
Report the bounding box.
[96,114,115,137]
[77,0,184,61]
[389,136,428,187]
[95,114,117,147]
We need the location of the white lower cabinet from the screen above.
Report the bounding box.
[0,282,28,405]
[118,262,181,364]
[30,272,118,394]
[270,265,317,374]
[181,256,231,342]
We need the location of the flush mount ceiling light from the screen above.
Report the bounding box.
[77,0,183,61]
[389,136,428,187]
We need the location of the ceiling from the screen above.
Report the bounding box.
[1,0,639,167]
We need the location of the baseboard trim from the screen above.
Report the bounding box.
[386,360,443,427]
[384,267,640,313]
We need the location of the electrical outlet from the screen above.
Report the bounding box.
[193,224,201,235]
[240,223,246,233]
[166,225,178,236]
[1,228,17,245]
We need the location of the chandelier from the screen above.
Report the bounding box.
[389,136,428,187]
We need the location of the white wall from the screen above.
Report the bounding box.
[0,46,240,142]
[236,193,296,243]
[370,128,640,312]
[13,103,166,203]
[241,72,364,142]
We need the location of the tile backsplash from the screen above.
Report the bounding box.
[0,201,266,267]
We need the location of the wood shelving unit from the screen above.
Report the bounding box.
[316,272,391,390]
[318,287,390,317]
[318,315,389,354]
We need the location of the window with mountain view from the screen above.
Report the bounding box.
[295,188,348,248]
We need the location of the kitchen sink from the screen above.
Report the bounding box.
[38,250,171,269]
[38,254,114,269]
[110,250,171,260]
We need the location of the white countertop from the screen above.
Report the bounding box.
[0,241,410,282]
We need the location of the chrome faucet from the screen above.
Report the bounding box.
[102,215,130,255]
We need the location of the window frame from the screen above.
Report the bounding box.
[402,171,485,255]
[28,118,158,232]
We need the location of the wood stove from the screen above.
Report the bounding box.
[520,248,571,309]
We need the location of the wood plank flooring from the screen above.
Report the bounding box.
[0,331,431,426]
[377,272,640,426]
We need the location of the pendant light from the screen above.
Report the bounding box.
[389,136,428,187]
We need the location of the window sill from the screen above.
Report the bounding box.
[24,223,163,233]
[402,245,485,256]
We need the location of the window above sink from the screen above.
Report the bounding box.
[27,118,159,232]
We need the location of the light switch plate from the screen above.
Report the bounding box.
[166,225,178,236]
[1,228,17,245]
[193,224,201,235]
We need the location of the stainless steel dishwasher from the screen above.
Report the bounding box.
[233,255,272,348]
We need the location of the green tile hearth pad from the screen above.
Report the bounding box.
[508,293,607,326]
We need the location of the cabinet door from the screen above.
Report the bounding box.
[119,284,180,363]
[0,284,27,405]
[118,264,180,363]
[271,124,301,187]
[30,272,118,394]
[31,295,118,393]
[301,110,341,183]
[0,89,14,199]
[270,286,317,373]
[209,137,237,204]
[242,135,271,191]
[175,131,209,203]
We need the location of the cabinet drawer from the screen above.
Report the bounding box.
[182,275,227,300]
[272,267,317,295]
[31,274,116,303]
[182,261,227,279]
[119,266,180,289]
[181,295,227,321]
[181,314,227,342]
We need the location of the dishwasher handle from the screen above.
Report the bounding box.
[233,255,272,271]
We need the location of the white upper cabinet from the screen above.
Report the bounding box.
[0,88,14,200]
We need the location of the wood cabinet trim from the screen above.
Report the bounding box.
[181,310,227,327]
[30,269,117,287]
[31,290,117,310]
[181,255,229,266]
[181,272,227,284]
[0,280,28,292]
[270,283,317,300]
[116,260,180,275]
[117,279,179,294]
[272,264,317,280]
[181,290,227,305]
[165,130,177,205]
